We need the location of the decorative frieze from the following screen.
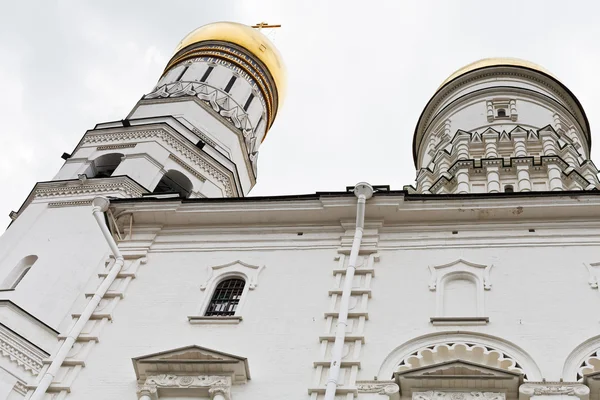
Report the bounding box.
[413,392,505,400]
[96,143,137,151]
[0,323,47,373]
[519,383,590,400]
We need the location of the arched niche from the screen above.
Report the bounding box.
[2,255,38,289]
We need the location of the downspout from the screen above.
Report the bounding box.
[324,182,374,400]
[30,197,124,400]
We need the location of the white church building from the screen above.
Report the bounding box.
[0,21,599,400]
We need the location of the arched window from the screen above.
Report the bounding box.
[2,255,38,289]
[505,184,514,193]
[497,108,507,118]
[91,153,124,178]
[204,278,245,316]
[153,170,193,198]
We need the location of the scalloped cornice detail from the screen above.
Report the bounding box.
[395,342,526,378]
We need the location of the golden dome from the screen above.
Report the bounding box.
[439,57,556,89]
[172,22,286,110]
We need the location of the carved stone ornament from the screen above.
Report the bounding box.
[200,260,265,291]
[357,380,400,394]
[145,374,231,388]
[413,392,505,400]
[396,342,525,377]
[519,383,590,399]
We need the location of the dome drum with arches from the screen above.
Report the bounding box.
[162,22,286,134]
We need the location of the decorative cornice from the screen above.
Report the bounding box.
[34,178,146,199]
[0,324,47,374]
[519,382,589,399]
[13,380,27,395]
[82,128,236,197]
[96,143,137,151]
[169,154,207,182]
[48,200,93,208]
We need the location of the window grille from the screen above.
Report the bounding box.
[205,278,245,316]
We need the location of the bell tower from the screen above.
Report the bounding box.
[52,21,285,199]
[411,58,598,194]
[0,23,285,390]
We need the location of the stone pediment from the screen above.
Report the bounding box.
[132,345,250,384]
[396,360,523,399]
[397,360,521,379]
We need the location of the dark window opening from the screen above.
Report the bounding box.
[200,66,214,82]
[497,108,507,118]
[176,66,189,81]
[504,184,514,193]
[153,170,193,198]
[205,278,245,316]
[243,93,255,111]
[224,76,237,93]
[93,153,124,178]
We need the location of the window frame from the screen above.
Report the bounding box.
[203,276,247,317]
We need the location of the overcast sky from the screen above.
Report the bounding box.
[1,0,600,223]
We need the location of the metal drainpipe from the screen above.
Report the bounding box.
[30,197,125,400]
[324,182,374,400]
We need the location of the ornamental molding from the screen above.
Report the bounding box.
[357,380,400,399]
[395,343,526,378]
[143,83,261,177]
[33,177,146,199]
[82,128,236,197]
[200,260,265,291]
[132,345,250,385]
[0,323,48,374]
[519,383,589,400]
[13,380,27,395]
[428,259,492,291]
[96,143,137,151]
[48,200,93,208]
[168,154,207,182]
[413,391,505,400]
[144,373,231,388]
[146,81,258,136]
[419,70,584,149]
[11,177,147,221]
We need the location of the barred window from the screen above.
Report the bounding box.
[204,278,245,316]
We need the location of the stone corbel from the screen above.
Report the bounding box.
[356,380,400,400]
[519,382,590,400]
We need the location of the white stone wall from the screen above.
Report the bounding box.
[4,198,596,399]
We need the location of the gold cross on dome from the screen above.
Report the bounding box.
[251,22,282,30]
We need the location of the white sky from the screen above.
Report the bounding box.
[1,0,600,224]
